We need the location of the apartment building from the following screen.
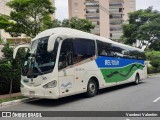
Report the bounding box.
[0,0,11,39]
[68,0,136,41]
[50,0,56,20]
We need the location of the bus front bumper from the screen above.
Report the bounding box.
[20,87,60,99]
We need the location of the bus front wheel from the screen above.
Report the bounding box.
[134,74,140,85]
[85,79,98,97]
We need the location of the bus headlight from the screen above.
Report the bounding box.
[43,80,57,88]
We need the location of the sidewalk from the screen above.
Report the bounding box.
[0,92,22,99]
[0,93,33,107]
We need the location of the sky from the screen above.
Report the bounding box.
[55,0,160,21]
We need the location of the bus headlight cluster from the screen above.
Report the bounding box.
[43,80,57,88]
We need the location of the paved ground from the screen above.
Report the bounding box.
[1,74,160,120]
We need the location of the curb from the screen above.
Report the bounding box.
[148,73,160,76]
[0,98,39,108]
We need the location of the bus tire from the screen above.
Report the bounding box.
[134,74,140,85]
[85,79,98,98]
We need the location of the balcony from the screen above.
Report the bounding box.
[109,2,123,7]
[110,27,123,32]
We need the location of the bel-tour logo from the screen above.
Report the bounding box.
[105,60,120,66]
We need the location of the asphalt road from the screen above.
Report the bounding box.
[1,74,160,120]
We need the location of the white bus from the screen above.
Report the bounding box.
[13,27,147,99]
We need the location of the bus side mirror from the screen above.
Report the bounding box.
[47,34,57,52]
[13,44,30,59]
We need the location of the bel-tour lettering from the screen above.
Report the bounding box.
[105,60,119,66]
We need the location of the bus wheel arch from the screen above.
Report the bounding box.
[134,73,140,85]
[85,76,99,97]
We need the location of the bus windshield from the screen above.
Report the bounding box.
[22,36,59,77]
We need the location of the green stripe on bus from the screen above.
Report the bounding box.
[100,63,144,83]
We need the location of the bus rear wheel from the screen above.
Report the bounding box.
[85,79,98,97]
[134,74,140,85]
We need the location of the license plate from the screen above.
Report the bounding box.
[29,91,35,95]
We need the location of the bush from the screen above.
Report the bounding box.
[0,43,24,95]
[147,67,156,74]
[146,51,160,60]
[146,50,160,74]
[0,63,21,95]
[150,59,160,68]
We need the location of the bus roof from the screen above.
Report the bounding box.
[33,27,144,52]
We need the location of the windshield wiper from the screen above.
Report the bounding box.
[35,65,44,75]
[29,56,44,75]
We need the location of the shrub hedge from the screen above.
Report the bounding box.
[146,50,160,74]
[0,63,21,95]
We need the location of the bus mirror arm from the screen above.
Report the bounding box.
[13,44,30,59]
[48,34,59,52]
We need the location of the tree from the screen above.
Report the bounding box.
[1,0,55,38]
[149,40,160,51]
[1,43,13,62]
[0,14,13,29]
[43,19,61,29]
[62,17,95,33]
[1,43,26,96]
[122,7,160,49]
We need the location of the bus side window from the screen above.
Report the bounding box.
[73,38,95,64]
[58,39,73,70]
[97,40,113,57]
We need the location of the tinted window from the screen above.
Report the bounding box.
[97,40,114,57]
[59,39,73,70]
[97,40,146,60]
[112,44,125,57]
[73,38,95,64]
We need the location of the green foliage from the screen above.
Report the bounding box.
[0,59,8,64]
[39,17,95,33]
[0,14,14,29]
[122,7,160,49]
[150,59,160,68]
[43,18,61,30]
[1,43,13,62]
[61,17,95,33]
[0,0,55,38]
[146,50,160,60]
[0,63,21,95]
[147,66,157,74]
[146,50,160,74]
[0,43,26,95]
[149,39,160,51]
[0,38,4,44]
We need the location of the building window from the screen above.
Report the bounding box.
[74,3,78,7]
[119,8,123,12]
[110,14,122,19]
[110,33,112,37]
[109,2,123,6]
[86,15,99,19]
[130,1,134,4]
[74,9,78,13]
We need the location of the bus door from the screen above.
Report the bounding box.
[73,38,96,92]
[74,64,88,93]
[58,39,75,96]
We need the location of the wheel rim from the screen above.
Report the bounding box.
[88,82,96,94]
[136,76,139,84]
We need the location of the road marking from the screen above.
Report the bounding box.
[153,97,160,103]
